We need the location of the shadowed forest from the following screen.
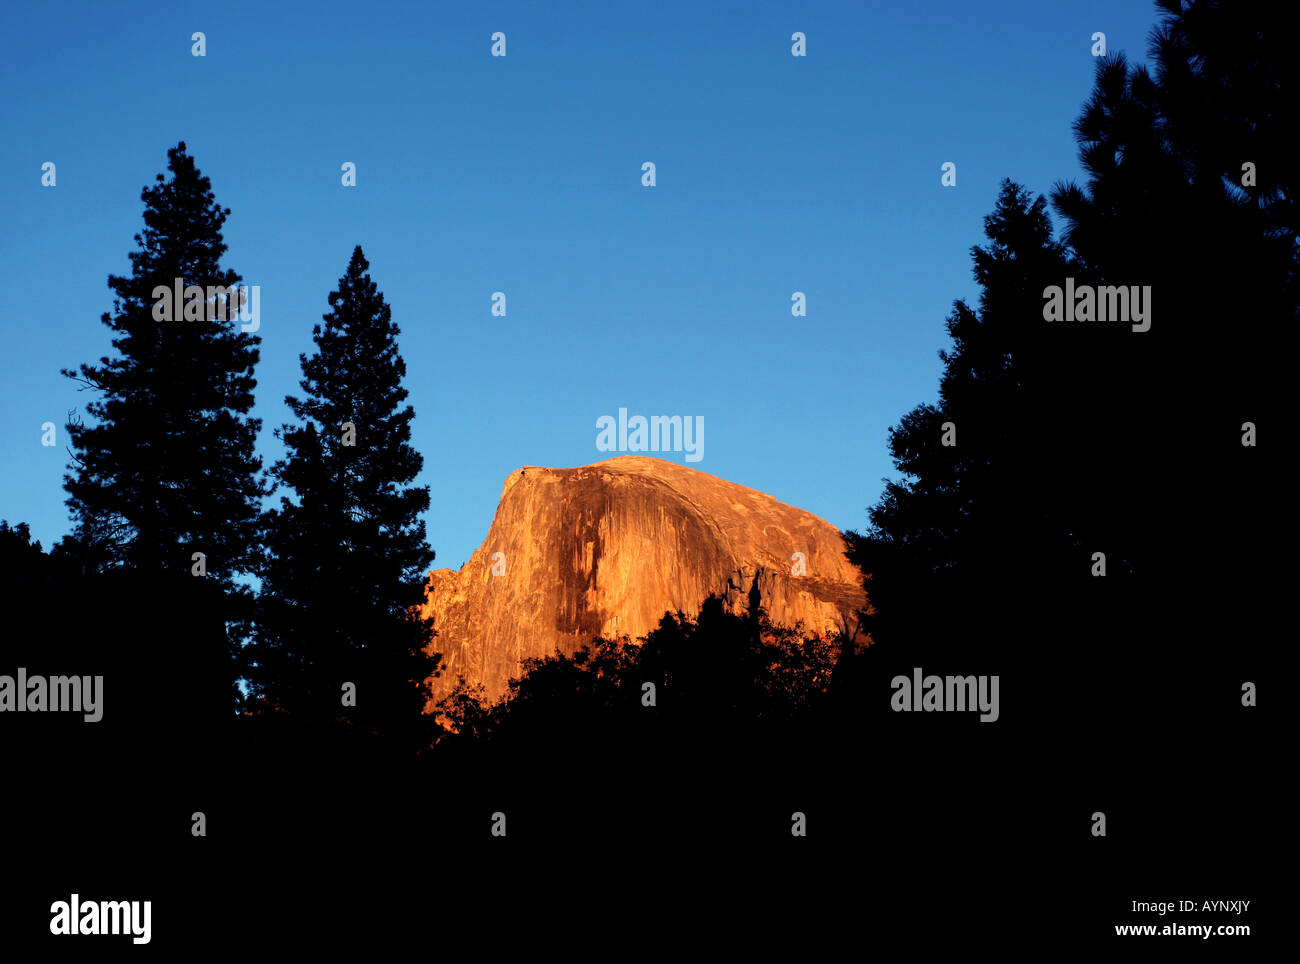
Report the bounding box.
[4,1,1283,947]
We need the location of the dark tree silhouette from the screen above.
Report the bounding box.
[247,246,438,754]
[837,7,1281,869]
[59,142,265,720]
[425,578,847,850]
[842,180,1076,729]
[1044,0,1284,720]
[1049,2,1288,521]
[434,575,841,760]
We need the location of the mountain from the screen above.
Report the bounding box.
[419,456,867,706]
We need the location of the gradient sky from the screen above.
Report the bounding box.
[1,0,1160,571]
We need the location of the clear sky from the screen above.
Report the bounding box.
[1,0,1160,571]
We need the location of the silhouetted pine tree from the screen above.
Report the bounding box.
[1045,0,1285,724]
[60,142,265,719]
[844,181,1076,687]
[1049,0,1290,552]
[249,246,438,752]
[844,0,1285,747]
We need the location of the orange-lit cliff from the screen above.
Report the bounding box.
[420,456,868,706]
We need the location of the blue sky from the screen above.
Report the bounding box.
[1,0,1160,571]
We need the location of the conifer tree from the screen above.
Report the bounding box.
[1045,0,1285,714]
[845,1,1286,733]
[1049,0,1290,569]
[250,246,438,750]
[61,142,265,717]
[845,181,1075,663]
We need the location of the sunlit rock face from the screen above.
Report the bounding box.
[420,456,867,706]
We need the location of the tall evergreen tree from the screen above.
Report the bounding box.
[844,0,1285,740]
[844,181,1076,669]
[1044,0,1285,723]
[249,246,438,751]
[1049,0,1290,568]
[61,142,265,717]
